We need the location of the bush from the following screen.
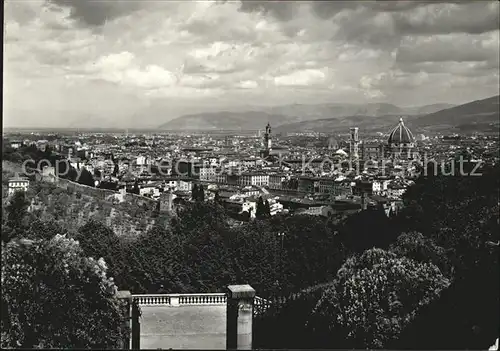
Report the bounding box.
[1,235,127,348]
[310,248,450,348]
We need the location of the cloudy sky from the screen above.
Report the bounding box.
[3,0,499,128]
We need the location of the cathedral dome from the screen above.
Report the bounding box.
[388,118,415,145]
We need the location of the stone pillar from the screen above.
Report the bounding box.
[226,285,255,350]
[131,299,141,350]
[171,295,180,306]
[117,290,132,350]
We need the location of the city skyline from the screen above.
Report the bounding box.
[3,0,500,129]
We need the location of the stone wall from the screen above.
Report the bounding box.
[44,175,157,209]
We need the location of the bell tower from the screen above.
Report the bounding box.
[349,127,359,160]
[263,122,272,150]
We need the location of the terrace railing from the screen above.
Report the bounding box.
[132,293,227,306]
[132,293,271,315]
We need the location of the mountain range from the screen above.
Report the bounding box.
[158,95,499,134]
[158,102,455,131]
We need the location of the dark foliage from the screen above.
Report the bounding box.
[1,236,127,349]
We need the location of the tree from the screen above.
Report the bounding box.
[241,210,251,221]
[132,180,140,195]
[1,235,127,348]
[74,221,123,269]
[73,220,128,288]
[112,162,119,177]
[310,248,450,349]
[26,219,65,241]
[336,206,398,253]
[256,196,265,219]
[389,231,452,277]
[78,168,95,187]
[264,199,271,217]
[5,191,29,229]
[391,164,500,349]
[191,184,199,201]
[254,283,332,349]
[191,184,204,202]
[2,191,30,243]
[199,185,205,202]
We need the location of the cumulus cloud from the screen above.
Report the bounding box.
[236,80,258,89]
[397,32,499,63]
[273,69,328,87]
[3,0,499,128]
[49,0,143,27]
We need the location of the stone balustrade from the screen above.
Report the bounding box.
[132,293,227,306]
[128,286,262,350]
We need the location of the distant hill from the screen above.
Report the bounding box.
[265,102,404,120]
[411,95,499,133]
[405,103,456,115]
[274,115,419,135]
[158,102,457,131]
[274,96,499,135]
[158,111,296,130]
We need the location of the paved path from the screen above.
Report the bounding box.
[140,305,226,349]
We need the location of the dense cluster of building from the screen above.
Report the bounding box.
[5,118,499,220]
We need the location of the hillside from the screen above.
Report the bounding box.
[159,111,296,130]
[274,96,499,134]
[274,115,420,134]
[411,95,499,133]
[406,103,456,115]
[158,102,456,131]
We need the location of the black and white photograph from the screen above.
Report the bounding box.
[2,0,499,349]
